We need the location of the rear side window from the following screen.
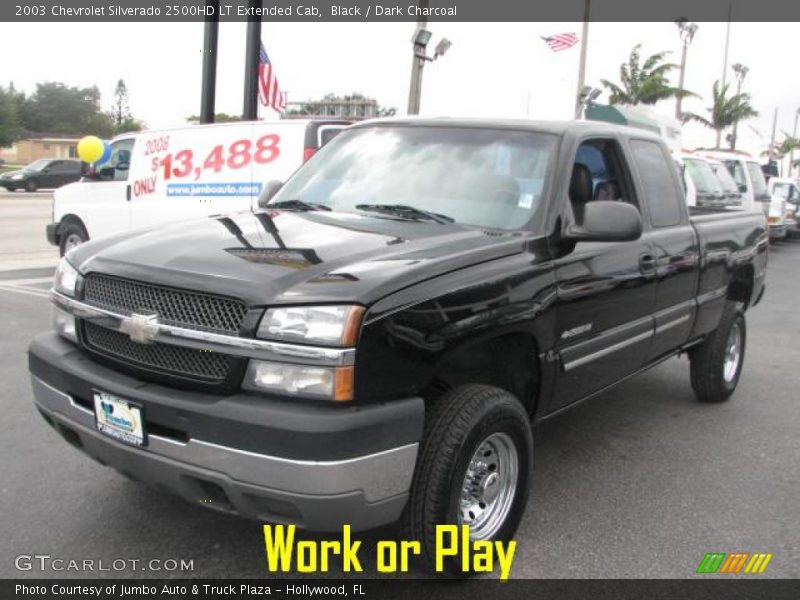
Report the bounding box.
[746,162,769,200]
[319,126,345,147]
[630,140,683,227]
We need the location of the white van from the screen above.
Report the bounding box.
[767,177,799,232]
[700,150,786,240]
[47,119,349,255]
[678,153,725,208]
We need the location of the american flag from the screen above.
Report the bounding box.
[541,32,579,52]
[259,42,286,113]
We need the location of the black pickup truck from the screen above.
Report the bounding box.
[29,119,768,575]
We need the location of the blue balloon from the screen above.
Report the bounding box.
[95,141,112,165]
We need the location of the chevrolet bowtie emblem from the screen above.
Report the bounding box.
[120,313,160,344]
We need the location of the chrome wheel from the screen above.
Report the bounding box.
[64,233,83,252]
[723,322,742,384]
[458,432,519,540]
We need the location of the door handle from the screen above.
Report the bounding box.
[126,184,131,201]
[639,252,656,272]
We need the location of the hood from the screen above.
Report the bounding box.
[69,210,530,307]
[0,170,23,179]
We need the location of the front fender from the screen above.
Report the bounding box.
[354,248,558,404]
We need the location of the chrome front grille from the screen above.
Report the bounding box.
[79,274,248,388]
[84,322,231,381]
[83,273,247,334]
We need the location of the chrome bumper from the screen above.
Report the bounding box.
[31,375,417,531]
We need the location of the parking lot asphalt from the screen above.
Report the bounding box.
[0,189,59,271]
[0,238,798,580]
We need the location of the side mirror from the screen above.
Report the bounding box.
[567,201,642,242]
[738,184,747,193]
[258,180,284,209]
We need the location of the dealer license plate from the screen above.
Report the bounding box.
[94,391,146,447]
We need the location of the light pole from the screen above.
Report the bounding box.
[406,20,451,115]
[674,18,698,120]
[574,0,591,119]
[730,63,749,150]
[790,108,800,177]
[577,86,602,119]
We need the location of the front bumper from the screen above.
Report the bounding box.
[29,333,424,531]
[46,222,59,246]
[769,223,788,240]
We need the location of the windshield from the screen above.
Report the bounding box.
[773,182,798,201]
[270,126,558,230]
[746,162,769,199]
[24,159,51,172]
[709,162,739,194]
[684,159,722,195]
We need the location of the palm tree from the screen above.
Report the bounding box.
[600,44,695,106]
[681,81,759,149]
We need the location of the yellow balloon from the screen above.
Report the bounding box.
[77,135,105,163]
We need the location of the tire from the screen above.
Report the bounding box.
[25,180,37,192]
[689,302,746,403]
[58,222,88,256]
[400,384,533,577]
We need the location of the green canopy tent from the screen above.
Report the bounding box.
[584,104,662,135]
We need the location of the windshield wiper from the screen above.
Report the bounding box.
[355,204,454,224]
[269,199,331,211]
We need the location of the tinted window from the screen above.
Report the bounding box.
[97,139,135,182]
[746,162,769,200]
[50,161,79,173]
[773,183,797,200]
[318,126,345,147]
[723,160,747,191]
[630,140,682,227]
[24,159,50,172]
[685,158,722,195]
[710,162,739,194]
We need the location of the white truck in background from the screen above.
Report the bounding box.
[47,119,350,255]
[767,177,799,234]
[700,150,787,240]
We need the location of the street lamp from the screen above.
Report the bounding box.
[729,63,749,150]
[790,107,800,177]
[577,85,602,118]
[674,18,699,120]
[407,25,452,115]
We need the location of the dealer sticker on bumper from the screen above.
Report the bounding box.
[94,391,146,447]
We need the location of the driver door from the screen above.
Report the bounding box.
[548,137,656,411]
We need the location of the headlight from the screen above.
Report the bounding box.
[54,257,79,297]
[244,360,354,402]
[52,306,77,343]
[257,305,365,346]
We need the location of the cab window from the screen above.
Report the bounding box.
[745,162,769,200]
[723,160,747,193]
[630,140,683,228]
[97,139,135,182]
[568,138,637,225]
